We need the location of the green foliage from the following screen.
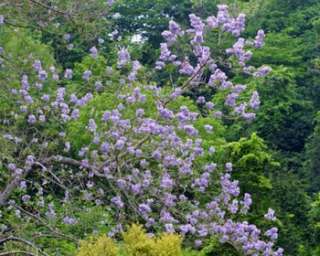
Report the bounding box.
[251,33,303,67]
[0,26,55,113]
[200,236,240,256]
[251,67,314,152]
[304,112,320,192]
[221,134,277,218]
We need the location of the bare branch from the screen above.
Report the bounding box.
[0,172,29,206]
[0,236,49,256]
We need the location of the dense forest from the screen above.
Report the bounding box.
[0,0,320,255]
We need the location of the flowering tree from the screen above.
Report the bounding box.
[0,4,283,255]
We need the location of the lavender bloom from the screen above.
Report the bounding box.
[183,125,198,136]
[189,14,205,31]
[131,183,142,194]
[22,195,31,202]
[207,16,218,29]
[197,96,206,104]
[63,216,77,225]
[254,66,272,77]
[265,227,278,240]
[32,60,42,72]
[82,70,92,81]
[254,29,265,48]
[165,223,175,233]
[111,196,124,208]
[206,102,215,110]
[28,114,36,124]
[138,203,152,216]
[217,4,230,25]
[159,43,171,61]
[64,142,71,152]
[179,60,194,75]
[107,0,114,6]
[115,138,125,150]
[225,162,233,172]
[136,108,144,117]
[71,109,80,119]
[264,208,276,221]
[241,193,252,214]
[204,124,213,133]
[100,142,109,153]
[160,173,174,190]
[64,68,73,79]
[249,91,260,110]
[161,30,176,44]
[38,70,48,81]
[117,48,130,68]
[8,163,16,171]
[169,20,182,35]
[160,210,176,223]
[20,181,27,189]
[225,93,239,107]
[179,224,194,235]
[63,33,71,41]
[39,115,46,122]
[208,69,227,86]
[90,46,98,58]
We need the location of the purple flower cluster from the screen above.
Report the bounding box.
[154,7,271,122]
[1,4,282,255]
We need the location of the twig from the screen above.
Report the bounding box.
[0,251,38,256]
[28,0,67,16]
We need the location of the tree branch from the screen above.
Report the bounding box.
[0,236,49,256]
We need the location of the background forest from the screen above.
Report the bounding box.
[1,0,320,255]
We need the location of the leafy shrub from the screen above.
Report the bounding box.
[77,235,118,256]
[77,224,183,256]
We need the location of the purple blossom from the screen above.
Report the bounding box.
[63,216,78,225]
[87,119,97,133]
[264,208,276,221]
[204,124,213,133]
[169,20,182,35]
[28,114,36,124]
[254,29,265,48]
[197,96,206,104]
[265,227,278,240]
[38,70,48,81]
[117,48,130,68]
[32,60,42,72]
[179,60,194,75]
[64,69,73,79]
[207,16,218,29]
[254,66,272,77]
[249,91,260,110]
[160,173,174,190]
[159,43,171,61]
[111,196,124,208]
[82,70,92,81]
[100,142,109,153]
[22,195,31,202]
[164,223,175,233]
[90,46,98,58]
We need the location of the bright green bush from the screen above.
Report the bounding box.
[77,235,118,256]
[76,224,184,256]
